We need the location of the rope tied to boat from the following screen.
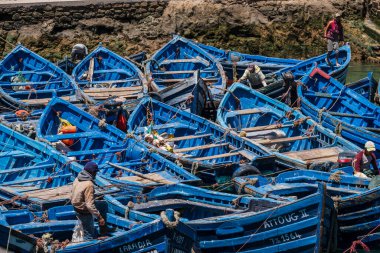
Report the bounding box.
[98,118,107,128]
[346,240,370,253]
[124,201,135,219]
[318,107,326,122]
[175,159,183,168]
[239,131,247,137]
[160,210,180,229]
[329,170,344,183]
[334,122,342,136]
[236,178,258,195]
[191,162,199,175]
[0,195,28,207]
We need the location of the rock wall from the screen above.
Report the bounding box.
[0,1,168,31]
[370,0,380,26]
[0,0,379,62]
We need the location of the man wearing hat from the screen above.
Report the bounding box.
[324,13,344,67]
[353,141,379,178]
[238,64,267,89]
[71,161,106,240]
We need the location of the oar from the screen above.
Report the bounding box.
[106,162,170,185]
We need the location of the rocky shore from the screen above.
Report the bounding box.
[0,0,379,62]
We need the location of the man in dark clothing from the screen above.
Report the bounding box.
[353,141,379,178]
[71,44,88,62]
[71,162,106,241]
[324,13,344,67]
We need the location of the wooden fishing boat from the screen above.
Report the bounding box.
[335,186,380,248]
[36,97,200,192]
[0,122,115,210]
[150,70,215,117]
[234,169,369,200]
[196,41,301,83]
[345,72,378,102]
[109,183,336,253]
[258,45,351,99]
[0,203,193,253]
[127,96,292,183]
[217,83,360,170]
[298,67,380,155]
[145,36,227,102]
[0,44,83,110]
[72,44,147,103]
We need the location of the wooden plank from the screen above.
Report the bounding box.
[21,96,72,105]
[242,123,293,132]
[165,134,212,142]
[24,185,73,201]
[328,111,375,119]
[84,93,139,99]
[119,172,174,185]
[174,143,228,153]
[84,86,142,93]
[256,135,317,145]
[231,108,263,116]
[194,152,240,161]
[283,147,343,162]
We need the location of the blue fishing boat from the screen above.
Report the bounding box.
[0,203,193,253]
[109,183,336,252]
[72,44,147,103]
[335,186,380,248]
[0,44,83,110]
[258,45,351,100]
[234,169,369,200]
[145,36,227,102]
[36,97,200,192]
[150,70,215,117]
[217,83,360,170]
[345,72,378,102]
[128,96,292,183]
[196,42,301,83]
[0,123,115,210]
[298,67,380,155]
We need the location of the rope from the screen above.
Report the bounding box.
[334,122,342,136]
[98,119,107,128]
[160,211,180,229]
[318,107,326,122]
[328,170,344,183]
[191,162,199,175]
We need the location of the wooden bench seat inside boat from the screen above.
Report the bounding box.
[23,185,73,201]
[153,70,216,75]
[174,143,228,153]
[242,123,293,132]
[21,96,73,105]
[133,199,240,214]
[283,146,343,163]
[160,58,210,66]
[194,152,240,161]
[119,172,174,185]
[164,133,212,142]
[156,78,219,84]
[256,135,318,145]
[226,108,265,117]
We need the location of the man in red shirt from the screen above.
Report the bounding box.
[353,141,379,178]
[324,13,344,67]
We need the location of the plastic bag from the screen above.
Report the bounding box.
[71,221,84,243]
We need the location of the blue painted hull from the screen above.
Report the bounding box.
[72,45,147,103]
[0,204,189,253]
[0,44,82,110]
[217,83,360,169]
[37,97,200,192]
[195,41,301,82]
[298,67,380,156]
[128,97,291,183]
[108,184,335,252]
[146,36,226,102]
[258,45,351,99]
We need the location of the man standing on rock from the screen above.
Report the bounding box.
[324,13,344,67]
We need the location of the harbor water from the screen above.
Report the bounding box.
[346,63,380,83]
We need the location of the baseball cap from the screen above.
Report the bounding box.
[365,141,376,152]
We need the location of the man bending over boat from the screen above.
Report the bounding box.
[71,162,107,241]
[352,141,379,178]
[324,13,344,67]
[238,64,267,88]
